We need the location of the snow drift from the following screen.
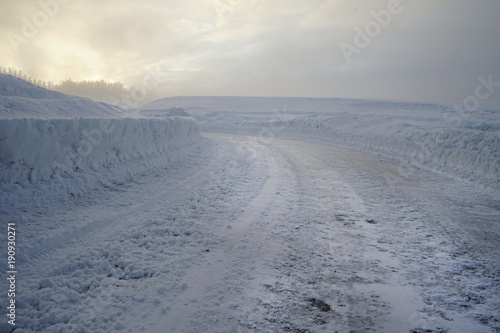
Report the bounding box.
[0,117,199,185]
[0,75,200,203]
[144,96,500,192]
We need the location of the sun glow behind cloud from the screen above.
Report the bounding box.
[1,0,499,101]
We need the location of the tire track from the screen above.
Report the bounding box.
[155,137,282,332]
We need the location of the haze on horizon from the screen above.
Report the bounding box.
[1,0,499,102]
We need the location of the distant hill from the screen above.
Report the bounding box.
[0,74,125,119]
[0,68,146,108]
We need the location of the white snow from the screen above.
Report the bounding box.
[145,96,500,192]
[0,75,125,119]
[1,80,499,333]
[0,75,200,212]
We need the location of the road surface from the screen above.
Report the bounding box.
[14,133,500,332]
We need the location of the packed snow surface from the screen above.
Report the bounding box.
[1,82,499,333]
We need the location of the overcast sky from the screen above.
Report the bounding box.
[1,0,499,101]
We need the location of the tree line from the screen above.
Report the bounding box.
[0,67,135,105]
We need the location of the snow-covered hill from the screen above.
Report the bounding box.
[144,96,500,192]
[0,74,125,119]
[0,75,200,208]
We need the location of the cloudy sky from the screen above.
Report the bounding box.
[1,0,499,101]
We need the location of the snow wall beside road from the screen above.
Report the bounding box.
[201,117,499,192]
[0,116,199,187]
[0,75,201,202]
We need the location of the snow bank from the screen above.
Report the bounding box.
[144,96,500,191]
[0,75,200,205]
[0,117,199,186]
[202,118,499,191]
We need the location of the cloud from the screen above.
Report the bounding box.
[0,0,499,101]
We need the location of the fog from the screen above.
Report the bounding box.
[1,0,499,101]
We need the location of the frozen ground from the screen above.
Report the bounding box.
[1,81,499,332]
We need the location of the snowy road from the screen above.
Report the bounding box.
[13,133,500,332]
